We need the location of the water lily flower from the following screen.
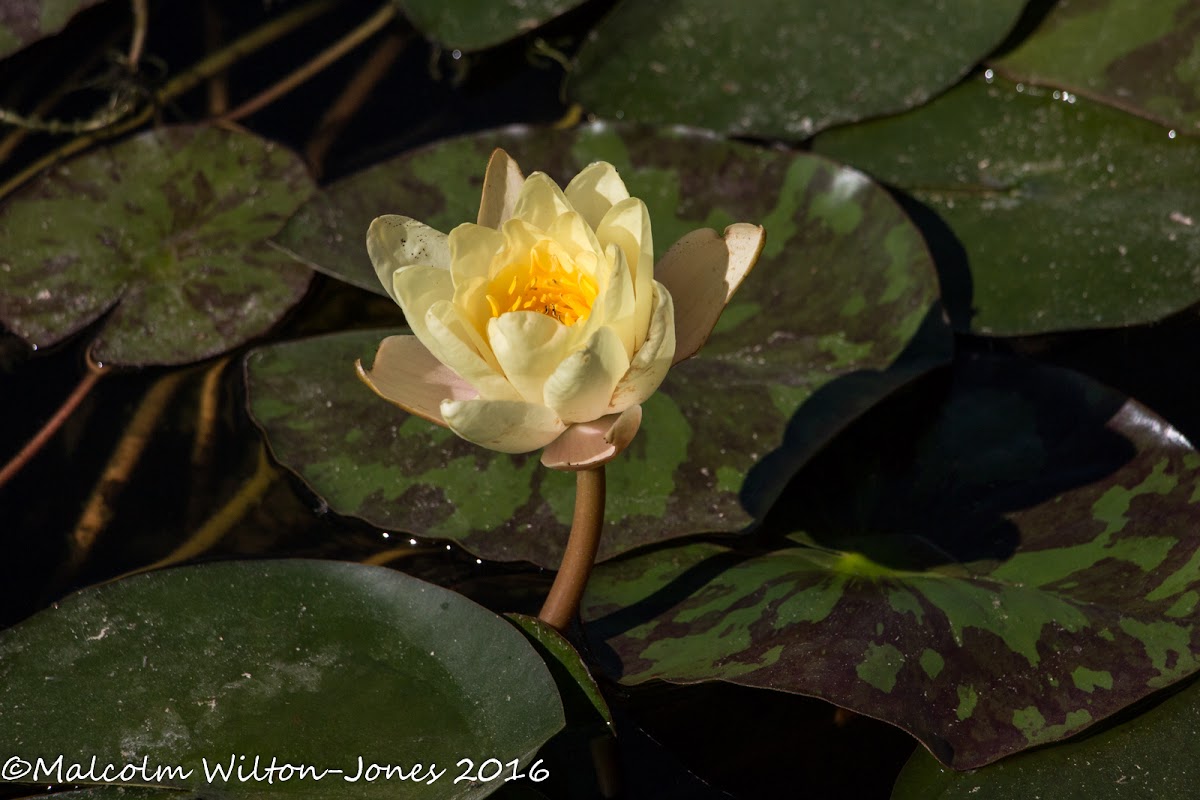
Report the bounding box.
[358,149,764,470]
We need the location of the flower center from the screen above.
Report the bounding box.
[485,240,599,326]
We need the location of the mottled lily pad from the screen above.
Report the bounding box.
[893,677,1200,799]
[0,0,103,59]
[255,123,949,568]
[0,125,314,366]
[582,357,1200,769]
[0,560,563,799]
[392,0,588,51]
[565,0,1028,139]
[813,77,1200,336]
[991,0,1200,134]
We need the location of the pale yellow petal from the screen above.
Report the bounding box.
[355,335,474,426]
[577,243,636,358]
[541,405,642,471]
[477,148,525,229]
[596,197,654,351]
[367,216,450,302]
[425,301,521,401]
[608,282,675,412]
[564,161,630,231]
[441,397,566,454]
[494,217,548,277]
[392,264,454,352]
[546,211,605,262]
[448,222,504,284]
[510,172,572,231]
[656,223,766,364]
[543,326,631,424]
[488,311,571,404]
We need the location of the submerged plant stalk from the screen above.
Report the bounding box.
[538,467,606,631]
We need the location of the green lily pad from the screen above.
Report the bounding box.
[565,0,1028,139]
[256,123,949,568]
[893,677,1200,799]
[991,0,1200,134]
[391,0,588,51]
[813,77,1200,336]
[0,125,314,366]
[582,357,1200,769]
[0,559,564,799]
[0,0,103,59]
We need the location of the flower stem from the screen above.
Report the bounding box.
[538,466,606,631]
[0,358,107,490]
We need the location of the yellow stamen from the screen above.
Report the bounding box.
[486,239,599,326]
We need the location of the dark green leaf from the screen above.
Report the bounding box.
[0,125,314,366]
[0,0,103,59]
[813,77,1200,335]
[257,123,949,568]
[893,678,1200,799]
[992,0,1200,133]
[582,357,1200,768]
[566,0,1028,139]
[0,560,564,799]
[508,614,612,728]
[391,0,587,51]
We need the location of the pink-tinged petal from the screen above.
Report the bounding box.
[448,222,504,284]
[488,311,571,404]
[656,223,766,364]
[541,405,643,471]
[477,148,525,229]
[608,282,675,412]
[367,216,451,303]
[543,325,631,424]
[441,397,566,454]
[425,301,521,401]
[355,335,475,426]
[596,197,654,351]
[510,172,573,231]
[564,161,630,230]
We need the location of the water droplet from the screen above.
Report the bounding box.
[451,49,462,60]
[1168,130,1177,139]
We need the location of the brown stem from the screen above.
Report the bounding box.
[538,467,606,631]
[203,0,230,115]
[0,0,336,201]
[219,2,397,124]
[127,0,149,69]
[0,359,107,490]
[304,28,407,177]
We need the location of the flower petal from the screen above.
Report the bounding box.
[448,222,504,284]
[367,216,450,303]
[541,404,643,471]
[425,301,521,401]
[355,335,474,426]
[441,397,566,454]
[476,148,525,229]
[510,172,573,231]
[564,161,630,230]
[579,243,637,358]
[608,281,675,412]
[596,197,654,351]
[543,325,631,424]
[656,223,765,364]
[392,264,454,351]
[488,311,571,403]
[546,211,605,263]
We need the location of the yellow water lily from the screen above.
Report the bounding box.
[358,149,764,470]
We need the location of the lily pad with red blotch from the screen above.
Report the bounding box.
[0,126,314,366]
[582,357,1200,768]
